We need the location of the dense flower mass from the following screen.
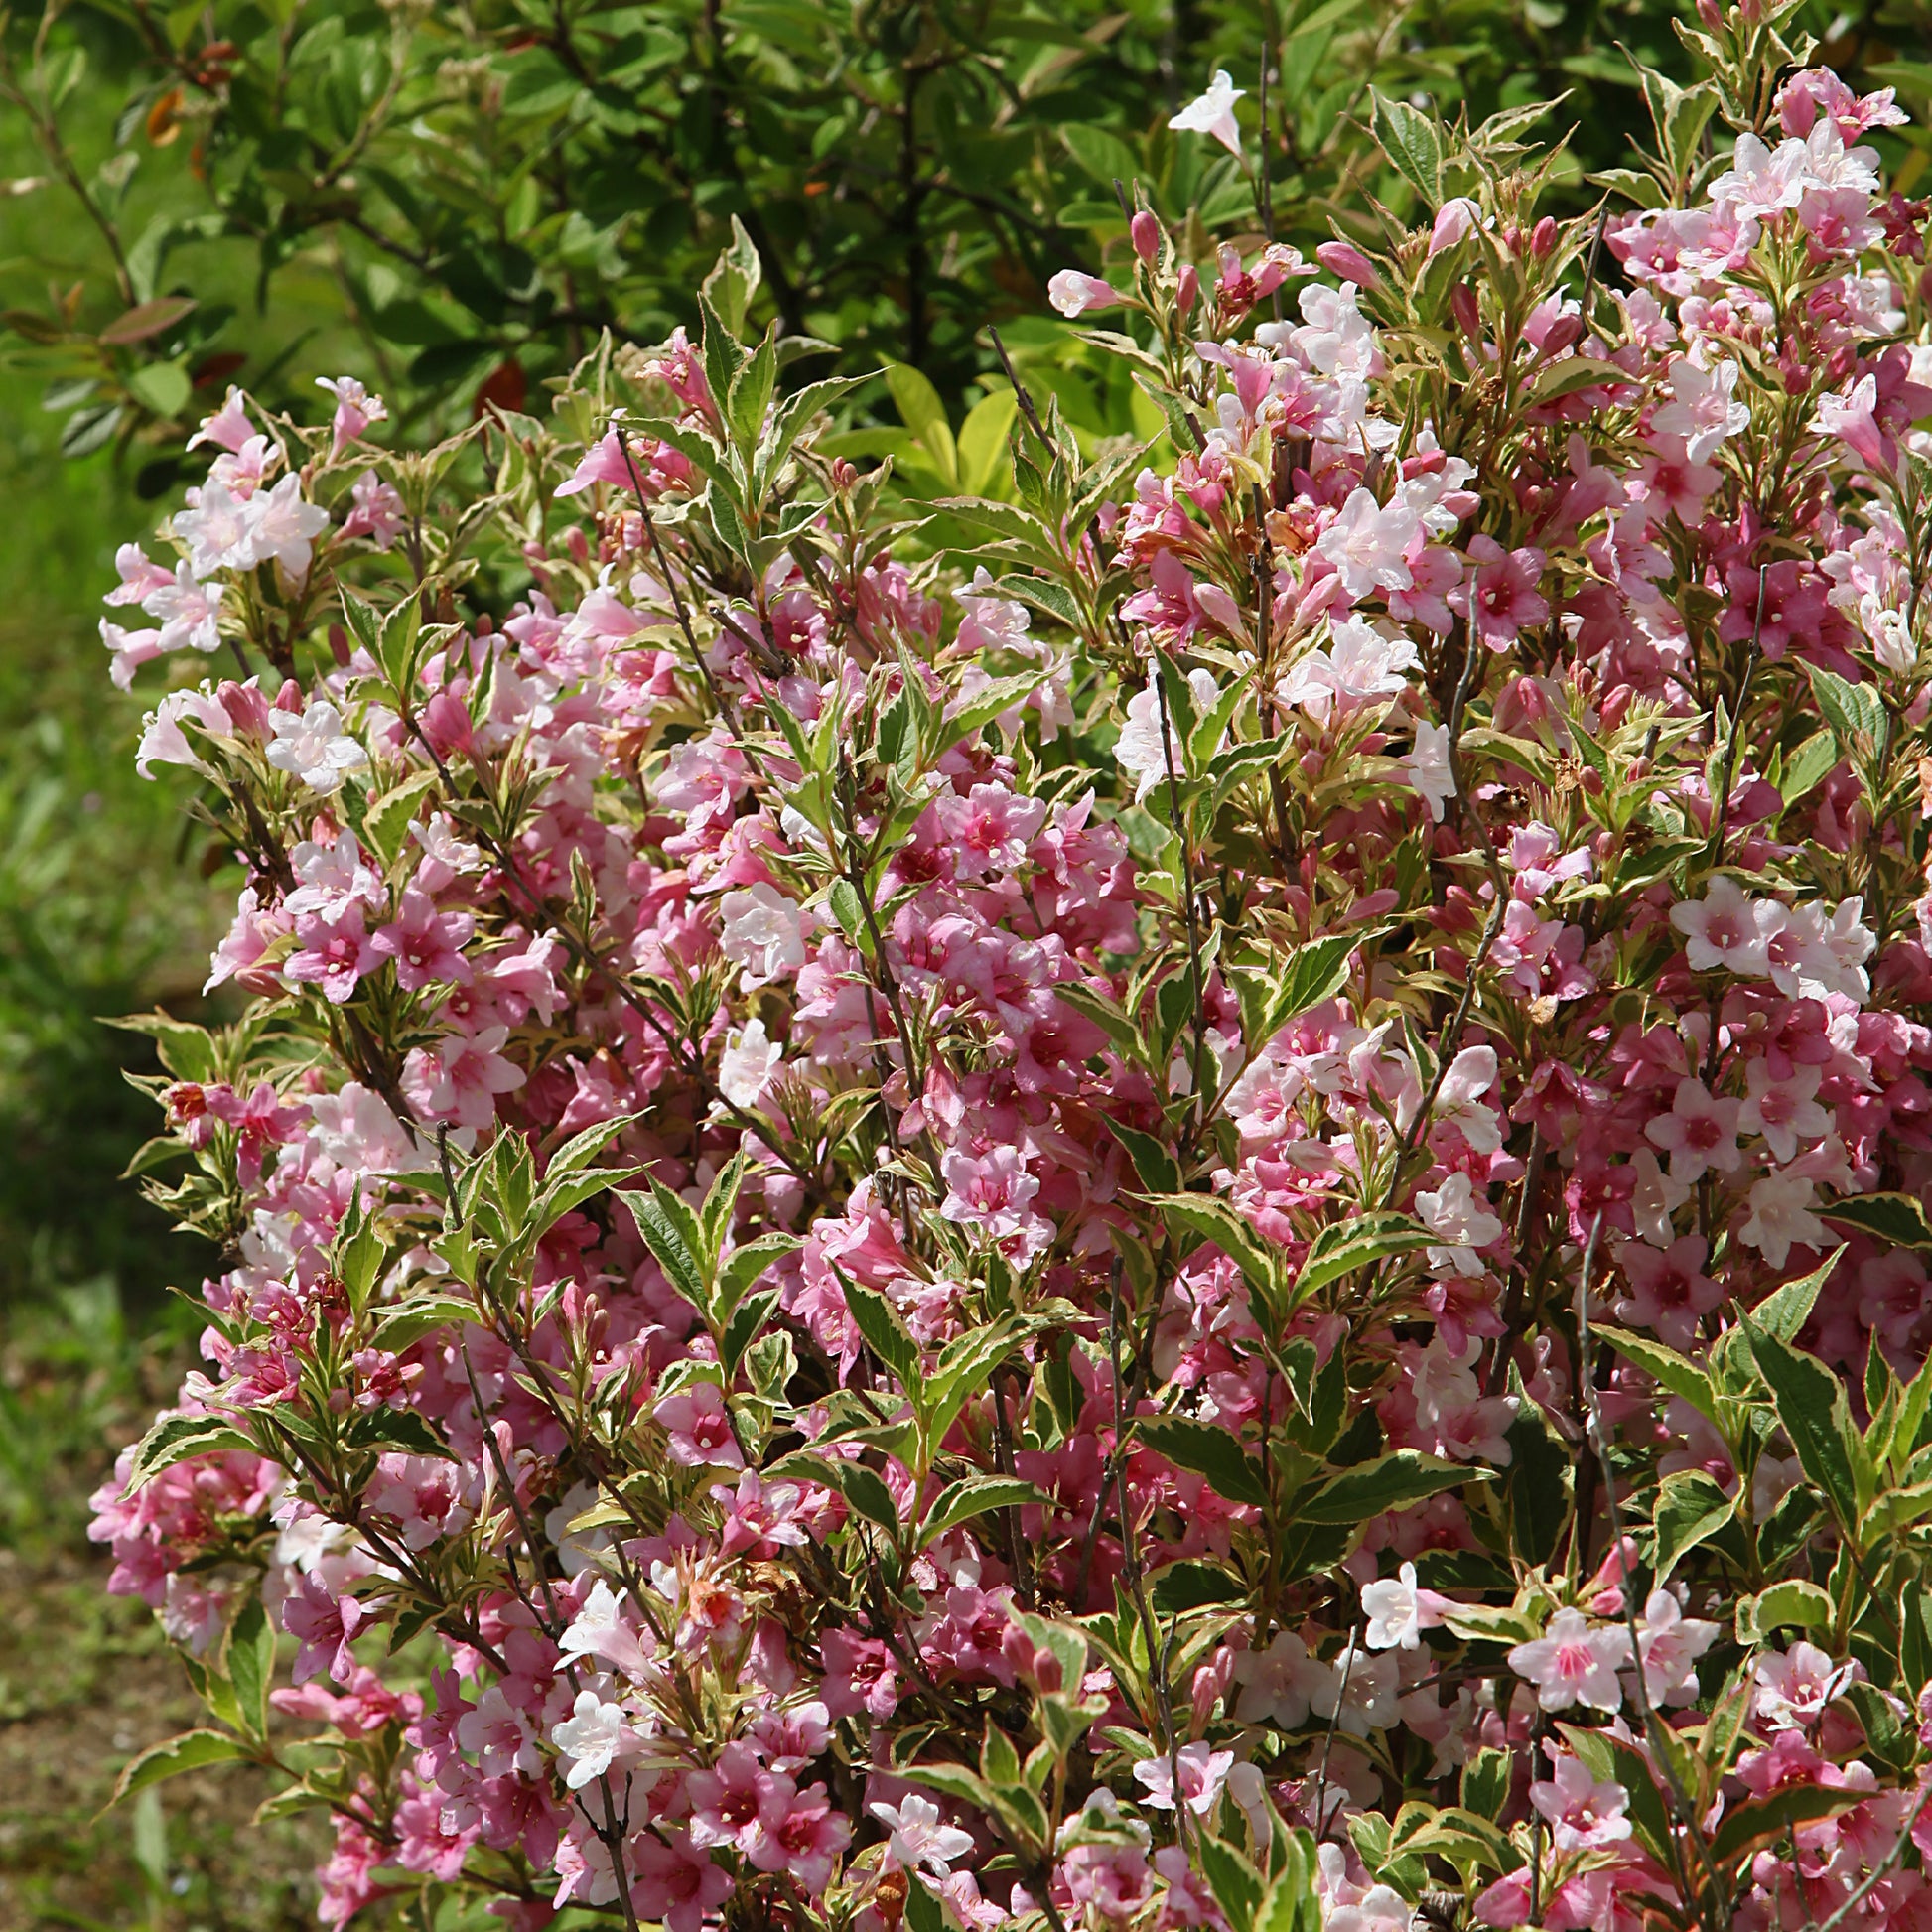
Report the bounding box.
[85,10,1932,1932]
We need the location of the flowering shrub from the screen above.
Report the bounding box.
[85,11,1932,1932]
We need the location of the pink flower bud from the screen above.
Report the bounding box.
[1450,283,1482,340]
[1530,215,1558,258]
[1177,263,1199,316]
[1315,240,1380,288]
[1047,269,1124,318]
[1697,0,1720,25]
[1428,198,1481,257]
[1131,210,1162,263]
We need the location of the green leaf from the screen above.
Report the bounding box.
[832,1459,901,1534]
[1137,1414,1267,1508]
[1151,1560,1249,1614]
[1368,89,1443,201]
[1805,663,1886,756]
[1140,1193,1281,1291]
[1195,1833,1265,1932]
[716,1232,801,1314]
[618,1180,710,1308]
[1301,1450,1477,1524]
[1820,1194,1932,1250]
[224,1598,275,1740]
[1293,1213,1431,1301]
[885,360,956,487]
[1778,729,1841,807]
[1594,1325,1723,1425]
[1753,1245,1847,1337]
[1708,1784,1867,1865]
[128,1412,256,1491]
[1101,1117,1180,1195]
[1737,1577,1833,1641]
[918,1475,1043,1546]
[110,1729,247,1807]
[1651,1469,1733,1585]
[1741,1320,1864,1538]
[840,1276,924,1393]
[371,1294,481,1352]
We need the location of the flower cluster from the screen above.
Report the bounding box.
[87,13,1932,1932]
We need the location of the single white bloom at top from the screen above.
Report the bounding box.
[719,1017,783,1111]
[266,699,368,794]
[1428,1045,1501,1154]
[719,882,808,989]
[1737,1168,1829,1269]
[1415,1171,1504,1277]
[869,1794,976,1877]
[1169,69,1245,155]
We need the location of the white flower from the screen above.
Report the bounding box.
[1651,354,1750,464]
[1313,487,1419,599]
[1507,1607,1632,1712]
[551,1690,629,1790]
[1233,1627,1332,1726]
[243,473,333,579]
[719,1018,782,1111]
[1415,1171,1504,1278]
[1738,1169,1828,1268]
[1669,875,1785,976]
[1861,594,1915,674]
[869,1794,976,1877]
[1430,1045,1502,1155]
[719,882,808,989]
[266,699,369,794]
[1168,69,1245,155]
[1115,664,1218,803]
[1277,617,1417,726]
[1361,1561,1442,1651]
[1404,721,1455,822]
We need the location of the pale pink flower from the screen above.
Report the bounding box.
[1507,1607,1631,1711]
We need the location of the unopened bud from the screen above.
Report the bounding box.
[1450,283,1482,341]
[1530,215,1558,258]
[1697,0,1721,27]
[1315,239,1381,289]
[1131,209,1162,264]
[1177,263,1199,317]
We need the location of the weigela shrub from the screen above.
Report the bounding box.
[88,13,1932,1932]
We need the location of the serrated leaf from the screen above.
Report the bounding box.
[1301,1449,1479,1524]
[110,1728,246,1807]
[1293,1213,1431,1300]
[918,1475,1043,1546]
[1137,1414,1267,1508]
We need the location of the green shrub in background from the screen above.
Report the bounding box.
[5,0,1927,482]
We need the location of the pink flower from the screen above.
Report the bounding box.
[401,1026,526,1131]
[1455,536,1549,650]
[653,1381,745,1468]
[630,1827,732,1932]
[1645,1076,1744,1183]
[285,902,381,1005]
[748,1784,851,1889]
[1507,1607,1632,1711]
[1133,1739,1235,1815]
[1670,876,1786,976]
[1529,1752,1633,1852]
[870,1794,976,1877]
[370,887,475,990]
[284,1574,368,1686]
[686,1741,794,1860]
